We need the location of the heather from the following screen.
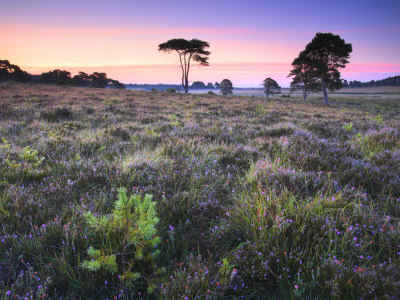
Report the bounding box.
[0,82,399,299]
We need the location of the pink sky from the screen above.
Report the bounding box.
[1,0,399,87]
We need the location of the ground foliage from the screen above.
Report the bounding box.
[0,82,399,299]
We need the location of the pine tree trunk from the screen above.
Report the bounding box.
[303,89,307,101]
[184,75,189,94]
[321,78,328,104]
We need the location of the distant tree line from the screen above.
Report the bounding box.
[126,81,220,92]
[125,84,183,91]
[0,60,125,89]
[191,81,218,89]
[343,76,400,88]
[0,60,31,82]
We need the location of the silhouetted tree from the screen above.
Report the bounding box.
[220,79,233,95]
[214,82,221,89]
[0,60,124,89]
[0,60,31,82]
[191,81,206,89]
[349,80,362,87]
[41,69,71,84]
[158,39,210,93]
[300,32,352,104]
[72,72,90,87]
[348,76,400,88]
[0,60,10,80]
[90,72,109,88]
[206,82,214,89]
[288,53,320,101]
[13,69,31,82]
[263,77,281,98]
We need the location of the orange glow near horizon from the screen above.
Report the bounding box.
[2,23,400,86]
[19,62,400,87]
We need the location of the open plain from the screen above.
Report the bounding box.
[1,82,399,298]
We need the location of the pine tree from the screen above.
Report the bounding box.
[81,188,160,293]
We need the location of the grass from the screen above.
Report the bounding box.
[0,82,399,299]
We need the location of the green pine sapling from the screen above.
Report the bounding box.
[81,187,161,291]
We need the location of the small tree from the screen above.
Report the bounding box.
[220,79,233,95]
[288,52,320,101]
[263,77,281,98]
[158,39,210,94]
[191,81,206,89]
[81,188,161,294]
[300,32,352,104]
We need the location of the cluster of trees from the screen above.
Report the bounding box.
[158,33,353,103]
[0,61,125,89]
[262,33,352,102]
[0,60,31,82]
[191,81,219,89]
[287,32,352,103]
[38,69,125,89]
[10,33,396,101]
[344,76,400,88]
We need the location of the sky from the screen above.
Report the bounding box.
[1,0,400,87]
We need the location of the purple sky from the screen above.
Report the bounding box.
[1,0,400,86]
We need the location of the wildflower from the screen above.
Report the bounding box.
[295,284,299,289]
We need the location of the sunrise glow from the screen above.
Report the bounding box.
[1,0,400,86]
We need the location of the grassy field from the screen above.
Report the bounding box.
[0,82,399,299]
[337,86,400,94]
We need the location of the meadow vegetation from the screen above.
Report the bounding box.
[0,82,399,299]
